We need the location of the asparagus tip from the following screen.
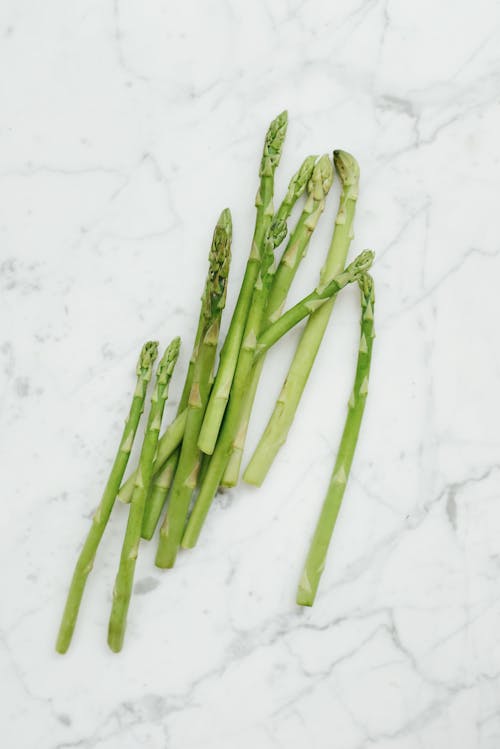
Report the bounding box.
[348,250,375,280]
[203,210,232,322]
[269,217,288,249]
[309,154,334,200]
[136,341,159,381]
[217,207,232,235]
[285,155,318,203]
[359,272,375,304]
[261,111,288,176]
[157,337,181,383]
[333,150,360,187]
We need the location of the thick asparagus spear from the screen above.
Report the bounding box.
[198,111,288,455]
[222,154,334,486]
[55,341,159,654]
[108,337,180,652]
[155,210,232,568]
[244,150,360,486]
[297,274,375,606]
[181,250,373,549]
[141,211,231,539]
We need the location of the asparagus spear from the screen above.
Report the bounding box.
[197,111,288,455]
[141,212,231,539]
[297,274,375,606]
[222,154,334,486]
[244,150,360,486]
[117,409,186,504]
[108,337,180,652]
[55,341,159,654]
[141,452,177,539]
[255,251,373,355]
[181,250,374,549]
[155,210,232,568]
[117,299,208,509]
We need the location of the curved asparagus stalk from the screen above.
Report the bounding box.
[297,274,375,606]
[222,154,334,486]
[141,210,232,538]
[244,150,360,486]
[55,341,159,654]
[155,210,232,568]
[108,337,180,652]
[198,112,288,455]
[181,250,373,550]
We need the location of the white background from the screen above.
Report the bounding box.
[2,1,500,747]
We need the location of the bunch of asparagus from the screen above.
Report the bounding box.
[57,111,376,652]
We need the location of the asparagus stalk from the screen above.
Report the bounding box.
[197,111,288,455]
[222,154,334,486]
[180,220,287,549]
[181,250,373,550]
[155,210,232,568]
[55,341,159,654]
[255,251,373,355]
[117,296,208,509]
[297,274,375,606]
[244,150,360,486]
[117,409,186,504]
[141,452,177,539]
[141,212,231,539]
[108,337,180,652]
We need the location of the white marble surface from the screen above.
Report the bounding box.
[2,1,500,747]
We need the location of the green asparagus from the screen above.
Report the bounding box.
[141,211,232,539]
[244,150,360,486]
[198,112,288,455]
[156,210,232,568]
[181,250,373,550]
[222,154,334,486]
[56,341,159,654]
[297,274,375,606]
[108,337,180,652]
[117,409,186,504]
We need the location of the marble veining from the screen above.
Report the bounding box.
[2,0,500,747]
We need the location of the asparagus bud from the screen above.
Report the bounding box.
[260,110,288,177]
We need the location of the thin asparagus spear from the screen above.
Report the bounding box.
[198,112,288,455]
[55,341,159,654]
[141,453,177,539]
[141,211,231,539]
[244,150,360,486]
[181,250,373,550]
[255,251,373,355]
[297,274,375,606]
[117,409,186,504]
[274,154,317,224]
[108,337,180,652]
[155,210,232,568]
[117,311,204,508]
[222,154,334,486]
